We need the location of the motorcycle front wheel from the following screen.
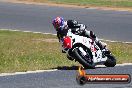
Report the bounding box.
[72,47,95,69]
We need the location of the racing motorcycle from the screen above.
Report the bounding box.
[62,29,116,69]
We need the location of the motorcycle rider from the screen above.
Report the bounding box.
[52,16,106,60]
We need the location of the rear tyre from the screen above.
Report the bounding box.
[73,47,95,69]
[104,55,116,67]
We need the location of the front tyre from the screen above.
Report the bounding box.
[104,55,116,67]
[73,47,95,69]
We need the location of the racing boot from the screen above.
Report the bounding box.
[95,40,107,50]
[95,40,107,58]
[83,30,96,39]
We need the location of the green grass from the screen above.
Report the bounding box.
[0,30,132,73]
[0,30,76,73]
[106,42,132,64]
[17,0,132,8]
[49,0,132,7]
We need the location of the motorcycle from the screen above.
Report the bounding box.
[61,29,116,69]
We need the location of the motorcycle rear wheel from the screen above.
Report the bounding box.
[104,54,116,67]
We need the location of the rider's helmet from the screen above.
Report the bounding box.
[52,17,64,31]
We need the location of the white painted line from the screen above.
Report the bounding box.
[0,29,57,35]
[86,8,96,10]
[0,63,132,77]
[116,63,132,66]
[1,29,131,43]
[96,63,132,68]
[85,7,132,12]
[100,39,132,44]
[0,69,58,77]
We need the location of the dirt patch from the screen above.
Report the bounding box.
[32,39,58,42]
[4,0,132,12]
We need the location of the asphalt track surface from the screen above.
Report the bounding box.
[0,65,132,88]
[0,1,132,88]
[0,2,132,42]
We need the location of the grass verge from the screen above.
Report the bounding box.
[16,0,132,8]
[0,30,76,73]
[0,30,132,73]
